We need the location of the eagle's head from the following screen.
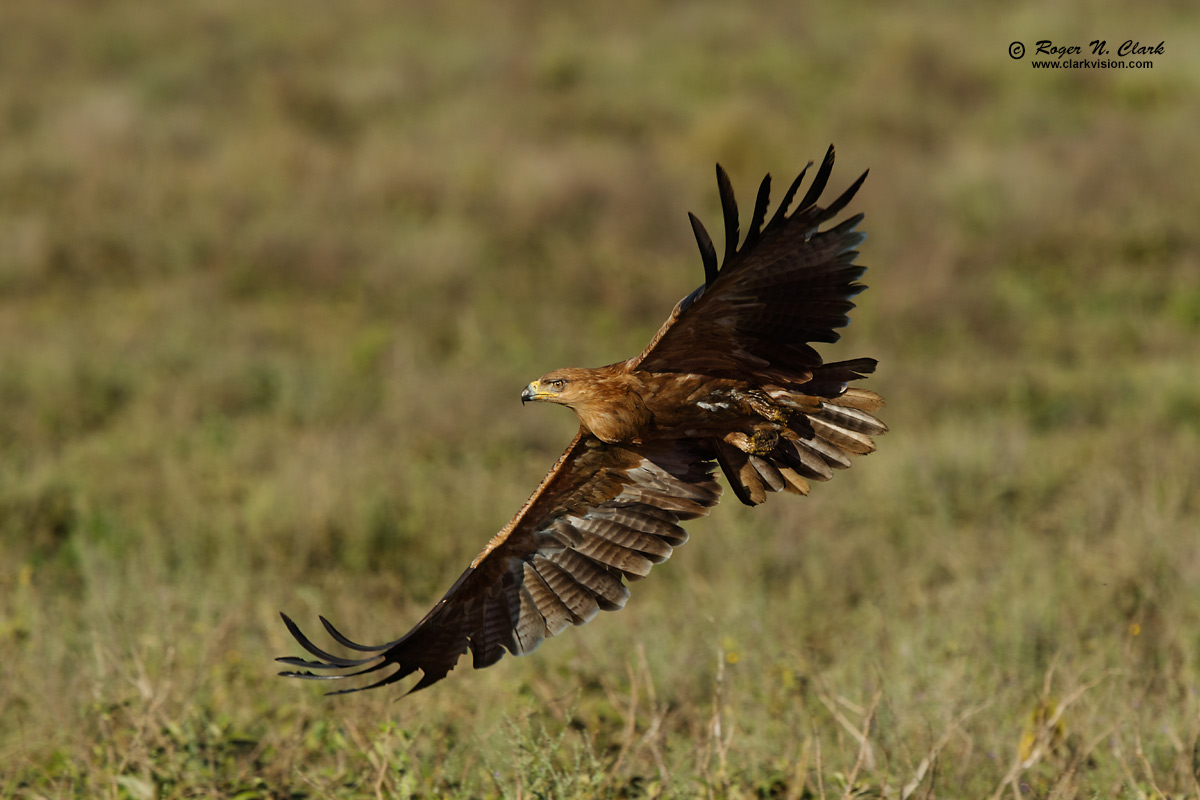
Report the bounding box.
[520,368,587,407]
[520,364,643,444]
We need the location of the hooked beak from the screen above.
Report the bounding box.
[520,381,539,405]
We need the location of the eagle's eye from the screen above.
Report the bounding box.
[548,379,566,391]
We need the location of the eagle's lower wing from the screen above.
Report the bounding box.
[277,429,720,694]
[633,145,870,386]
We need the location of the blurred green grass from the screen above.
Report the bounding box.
[2,0,1199,797]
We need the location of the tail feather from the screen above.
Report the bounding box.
[716,375,885,507]
[714,440,767,506]
[748,454,788,492]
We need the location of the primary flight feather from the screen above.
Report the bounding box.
[278,145,886,695]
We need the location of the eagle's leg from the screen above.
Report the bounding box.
[740,389,792,423]
[722,425,782,456]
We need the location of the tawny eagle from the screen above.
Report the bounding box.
[278,146,886,694]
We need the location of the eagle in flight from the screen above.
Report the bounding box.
[278,146,886,695]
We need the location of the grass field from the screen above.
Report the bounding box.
[2,0,1199,797]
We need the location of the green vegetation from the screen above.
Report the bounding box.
[2,1,1198,797]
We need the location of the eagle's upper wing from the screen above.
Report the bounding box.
[277,429,720,694]
[632,145,870,386]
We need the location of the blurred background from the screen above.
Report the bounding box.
[2,1,1197,797]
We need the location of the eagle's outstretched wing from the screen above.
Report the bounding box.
[278,430,720,694]
[633,145,870,387]
[628,146,883,506]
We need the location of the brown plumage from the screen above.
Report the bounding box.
[278,146,886,694]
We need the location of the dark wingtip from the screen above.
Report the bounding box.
[743,174,772,249]
[820,169,869,222]
[319,615,394,653]
[277,610,434,696]
[688,211,719,287]
[715,164,739,267]
[278,612,378,668]
[769,161,811,228]
[795,145,836,214]
[763,147,869,233]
